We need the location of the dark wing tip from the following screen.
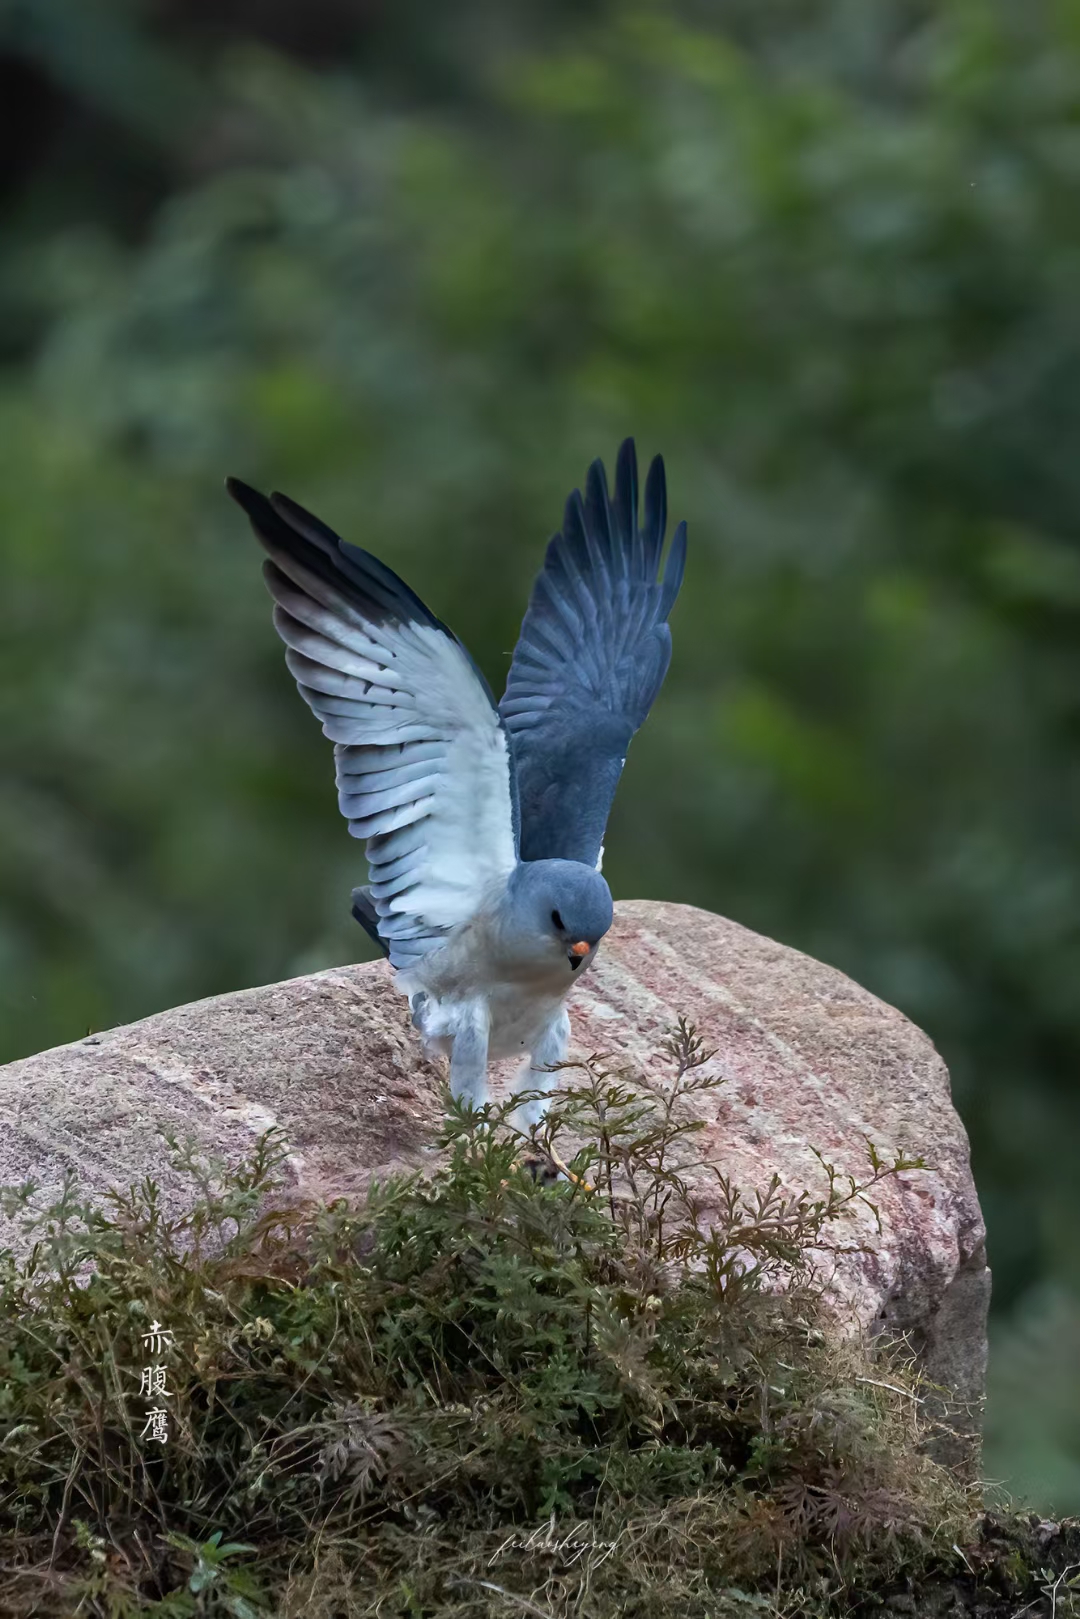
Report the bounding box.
[642,453,667,564]
[585,456,610,504]
[584,456,615,558]
[268,489,344,550]
[230,477,482,671]
[227,478,302,555]
[562,485,588,552]
[612,438,639,549]
[658,518,688,619]
[227,479,331,559]
[225,476,269,518]
[227,481,346,557]
[351,886,391,957]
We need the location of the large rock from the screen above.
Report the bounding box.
[0,900,988,1461]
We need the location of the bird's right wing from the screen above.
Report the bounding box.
[227,480,518,970]
[500,439,686,867]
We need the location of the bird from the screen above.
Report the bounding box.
[226,439,686,1130]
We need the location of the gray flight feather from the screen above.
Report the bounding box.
[500,438,687,868]
[226,478,520,970]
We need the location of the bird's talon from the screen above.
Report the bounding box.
[497,1150,594,1193]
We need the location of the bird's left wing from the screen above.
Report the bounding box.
[500,439,686,868]
[227,480,518,970]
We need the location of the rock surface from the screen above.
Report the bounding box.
[0,899,988,1459]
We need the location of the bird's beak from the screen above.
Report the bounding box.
[569,941,590,957]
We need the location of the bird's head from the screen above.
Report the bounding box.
[506,859,613,974]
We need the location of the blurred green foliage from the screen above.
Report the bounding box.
[1,0,1079,1509]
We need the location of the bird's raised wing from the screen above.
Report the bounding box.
[227,480,518,970]
[500,439,686,868]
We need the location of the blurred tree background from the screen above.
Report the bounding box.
[1,0,1079,1510]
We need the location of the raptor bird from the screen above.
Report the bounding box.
[227,440,686,1128]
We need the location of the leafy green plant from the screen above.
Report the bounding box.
[0,1020,1068,1616]
[158,1530,267,1617]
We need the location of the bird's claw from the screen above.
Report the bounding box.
[499,1148,595,1193]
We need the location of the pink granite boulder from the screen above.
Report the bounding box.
[0,899,988,1460]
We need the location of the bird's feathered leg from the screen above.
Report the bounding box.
[448,1000,491,1111]
[509,1007,571,1133]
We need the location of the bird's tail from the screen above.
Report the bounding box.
[351,886,390,957]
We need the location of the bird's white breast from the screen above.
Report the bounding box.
[394,914,579,1063]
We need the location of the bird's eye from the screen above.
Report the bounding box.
[551,910,563,931]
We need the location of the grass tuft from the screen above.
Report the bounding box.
[0,1018,1069,1616]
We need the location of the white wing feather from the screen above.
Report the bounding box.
[229,481,517,967]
